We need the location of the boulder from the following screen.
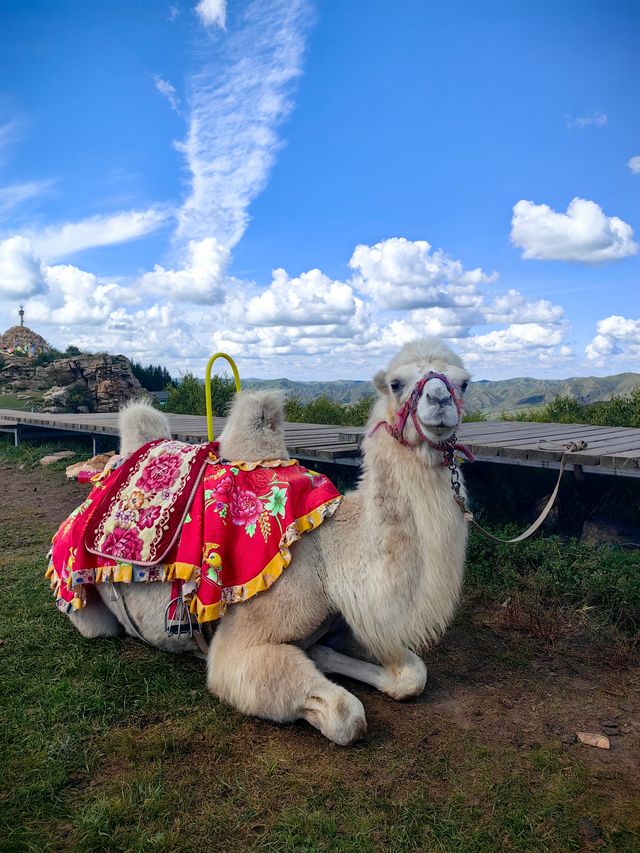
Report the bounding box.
[42,385,71,409]
[40,450,76,466]
[2,353,143,413]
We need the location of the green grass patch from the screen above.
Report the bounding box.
[0,433,92,471]
[0,392,45,411]
[500,389,640,428]
[466,528,640,633]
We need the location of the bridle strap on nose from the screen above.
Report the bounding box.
[368,371,475,465]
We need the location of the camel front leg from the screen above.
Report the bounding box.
[310,645,427,701]
[207,616,367,746]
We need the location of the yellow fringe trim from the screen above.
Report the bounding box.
[189,500,339,623]
[47,496,342,623]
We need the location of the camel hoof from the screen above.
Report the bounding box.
[303,687,367,746]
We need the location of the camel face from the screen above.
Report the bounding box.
[373,337,471,446]
[416,374,463,438]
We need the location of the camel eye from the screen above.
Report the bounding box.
[390,379,404,394]
[461,381,468,393]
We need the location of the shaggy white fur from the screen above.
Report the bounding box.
[118,397,171,457]
[218,390,289,462]
[66,338,471,746]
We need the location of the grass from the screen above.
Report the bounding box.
[1,436,639,851]
[466,529,640,634]
[0,436,92,471]
[0,392,45,411]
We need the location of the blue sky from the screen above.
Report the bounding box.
[0,0,638,380]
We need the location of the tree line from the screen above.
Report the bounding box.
[499,390,640,429]
[130,361,177,392]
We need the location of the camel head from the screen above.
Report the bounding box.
[370,337,470,451]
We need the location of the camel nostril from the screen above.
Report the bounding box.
[426,393,452,406]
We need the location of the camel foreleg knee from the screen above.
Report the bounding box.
[207,638,367,746]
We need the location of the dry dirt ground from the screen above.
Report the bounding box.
[1,455,639,852]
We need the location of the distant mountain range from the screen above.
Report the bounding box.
[244,372,640,415]
[243,377,373,404]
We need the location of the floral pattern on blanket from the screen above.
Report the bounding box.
[88,440,208,565]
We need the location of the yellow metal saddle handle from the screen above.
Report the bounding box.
[205,352,241,441]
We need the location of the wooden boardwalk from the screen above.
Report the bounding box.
[1,408,640,477]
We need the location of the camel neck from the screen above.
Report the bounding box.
[332,428,467,660]
[359,432,452,523]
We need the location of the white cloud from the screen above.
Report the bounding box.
[0,236,47,298]
[176,0,312,248]
[628,156,640,174]
[0,180,55,218]
[223,238,569,372]
[214,296,377,365]
[154,75,180,112]
[586,315,640,364]
[459,339,574,370]
[372,309,570,373]
[195,0,226,28]
[482,289,564,325]
[139,237,230,303]
[69,303,211,363]
[407,289,564,338]
[349,237,496,310]
[29,207,171,262]
[564,113,607,129]
[0,224,572,379]
[510,197,638,263]
[407,306,478,338]
[34,265,134,326]
[465,322,567,353]
[246,267,356,326]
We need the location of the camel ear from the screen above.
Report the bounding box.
[372,370,387,395]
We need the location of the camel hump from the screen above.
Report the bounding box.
[118,398,172,457]
[219,390,289,463]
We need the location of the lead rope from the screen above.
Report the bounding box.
[449,439,588,544]
[109,581,151,645]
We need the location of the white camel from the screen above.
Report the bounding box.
[67,337,471,745]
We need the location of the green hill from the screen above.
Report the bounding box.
[243,372,640,415]
[466,372,640,415]
[243,377,374,404]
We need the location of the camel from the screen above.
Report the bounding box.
[63,337,472,745]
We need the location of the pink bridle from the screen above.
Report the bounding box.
[369,371,475,464]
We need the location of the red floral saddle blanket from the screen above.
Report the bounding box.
[47,439,342,624]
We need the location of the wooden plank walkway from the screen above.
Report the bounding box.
[1,408,640,476]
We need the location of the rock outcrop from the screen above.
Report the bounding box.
[0,353,143,412]
[0,324,51,356]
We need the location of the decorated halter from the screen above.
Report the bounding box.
[369,371,475,466]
